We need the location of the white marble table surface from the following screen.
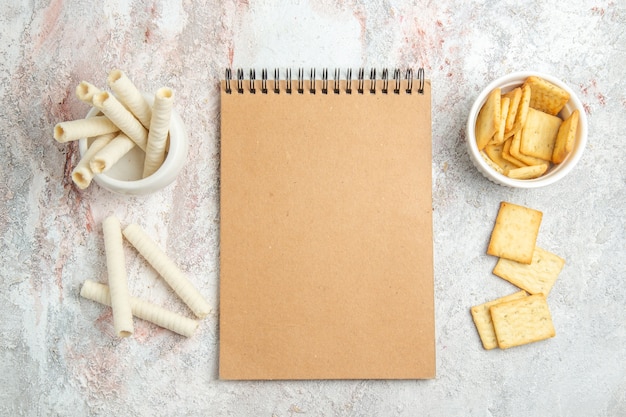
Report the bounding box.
[2,1,625,416]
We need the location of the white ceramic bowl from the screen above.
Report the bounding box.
[466,71,587,188]
[78,94,188,195]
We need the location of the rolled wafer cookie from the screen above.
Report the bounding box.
[102,216,134,338]
[92,91,148,151]
[143,87,174,178]
[80,280,199,338]
[107,69,152,129]
[122,224,211,319]
[89,132,136,174]
[71,133,116,189]
[76,81,102,104]
[54,116,118,143]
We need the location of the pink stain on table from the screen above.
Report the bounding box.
[94,310,118,339]
[142,2,161,44]
[54,257,65,303]
[578,78,608,114]
[33,0,65,52]
[590,6,605,16]
[353,8,368,47]
[227,46,234,66]
[64,341,128,408]
[54,86,75,122]
[62,143,78,191]
[396,7,448,70]
[84,206,96,234]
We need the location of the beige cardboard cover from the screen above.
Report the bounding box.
[219,77,434,379]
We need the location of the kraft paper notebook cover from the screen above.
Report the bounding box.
[219,68,434,380]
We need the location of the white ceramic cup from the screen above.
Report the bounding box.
[78,93,188,195]
[466,71,588,188]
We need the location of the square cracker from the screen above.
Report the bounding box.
[523,75,570,116]
[480,150,504,174]
[503,84,531,140]
[484,143,521,174]
[519,108,562,161]
[510,129,550,167]
[493,247,565,295]
[487,202,543,264]
[489,96,510,146]
[552,109,579,164]
[501,137,526,168]
[502,87,522,132]
[490,293,555,349]
[470,290,528,350]
[506,164,548,180]
[475,87,501,150]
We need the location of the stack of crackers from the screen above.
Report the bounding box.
[476,76,579,179]
[471,202,566,350]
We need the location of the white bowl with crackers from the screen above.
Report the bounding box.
[466,72,587,188]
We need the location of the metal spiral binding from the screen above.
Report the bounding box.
[236,68,244,94]
[310,68,316,94]
[261,68,268,94]
[369,68,377,94]
[285,68,292,94]
[249,69,256,94]
[225,68,232,93]
[297,68,304,94]
[274,68,280,94]
[322,68,329,94]
[416,67,425,94]
[381,68,389,93]
[224,67,425,95]
[357,68,365,94]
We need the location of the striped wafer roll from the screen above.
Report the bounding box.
[143,87,174,178]
[71,133,116,189]
[75,81,102,104]
[80,280,199,337]
[54,116,118,143]
[107,69,152,129]
[92,91,148,151]
[102,216,134,338]
[122,224,211,319]
[89,132,136,174]
[80,280,110,305]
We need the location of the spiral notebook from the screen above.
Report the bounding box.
[219,68,434,380]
